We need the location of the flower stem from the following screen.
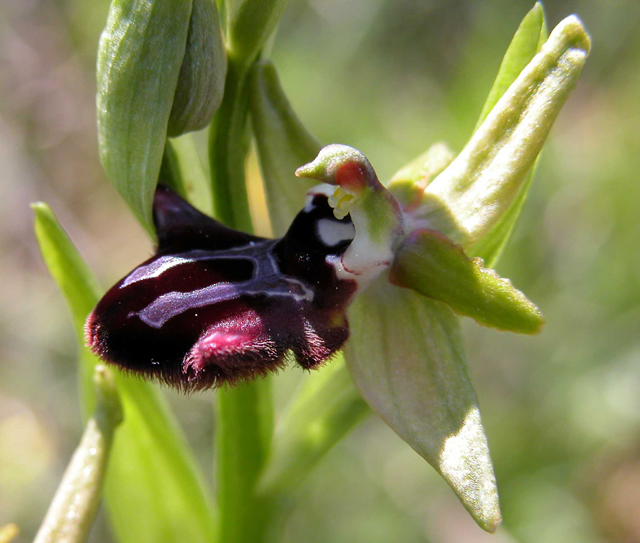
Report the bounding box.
[208,58,253,232]
[209,55,275,543]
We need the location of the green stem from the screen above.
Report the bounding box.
[208,58,253,231]
[216,382,274,542]
[209,55,274,543]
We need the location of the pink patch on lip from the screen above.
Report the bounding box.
[335,161,366,191]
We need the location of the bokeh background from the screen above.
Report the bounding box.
[2,0,639,541]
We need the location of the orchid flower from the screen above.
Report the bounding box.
[33,3,589,540]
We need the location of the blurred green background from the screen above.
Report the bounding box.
[1,0,639,541]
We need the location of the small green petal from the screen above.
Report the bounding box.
[390,229,544,334]
[250,60,321,236]
[344,281,501,532]
[389,142,455,190]
[425,16,590,247]
[34,366,123,543]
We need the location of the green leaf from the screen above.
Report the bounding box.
[425,16,590,247]
[167,0,227,137]
[258,355,368,496]
[390,229,544,334]
[97,0,193,235]
[225,0,288,65]
[344,281,501,532]
[161,135,213,215]
[250,60,321,236]
[34,366,123,543]
[33,204,217,543]
[475,3,547,130]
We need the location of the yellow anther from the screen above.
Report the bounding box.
[328,187,357,220]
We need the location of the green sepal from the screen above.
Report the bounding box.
[167,0,227,137]
[250,60,321,236]
[32,204,217,543]
[424,16,590,247]
[97,0,193,235]
[390,229,544,334]
[258,355,368,496]
[34,366,123,543]
[344,281,501,533]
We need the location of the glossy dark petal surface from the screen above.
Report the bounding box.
[86,186,356,390]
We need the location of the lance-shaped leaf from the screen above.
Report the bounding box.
[168,0,227,137]
[258,355,368,496]
[424,16,590,247]
[33,204,216,543]
[390,229,543,334]
[34,366,123,543]
[250,60,321,236]
[97,0,193,234]
[344,281,501,532]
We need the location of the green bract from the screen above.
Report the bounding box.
[34,366,122,543]
[168,0,227,137]
[250,60,321,236]
[97,0,226,234]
